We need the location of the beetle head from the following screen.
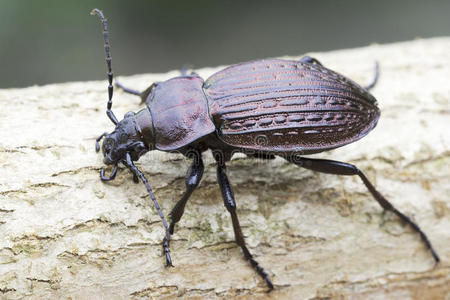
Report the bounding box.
[100,111,149,165]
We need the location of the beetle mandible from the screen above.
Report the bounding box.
[91,9,439,290]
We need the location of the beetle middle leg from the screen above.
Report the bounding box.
[286,156,440,264]
[169,150,204,235]
[115,81,141,96]
[216,159,274,290]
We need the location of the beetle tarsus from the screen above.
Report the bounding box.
[216,160,274,291]
[286,156,440,264]
[163,236,174,267]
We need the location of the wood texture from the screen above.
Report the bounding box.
[1,37,449,299]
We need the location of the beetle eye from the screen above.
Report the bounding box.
[103,139,114,153]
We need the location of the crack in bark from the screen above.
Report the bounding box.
[404,151,450,168]
[315,267,450,299]
[1,182,71,196]
[130,285,179,297]
[16,145,75,151]
[63,217,161,233]
[0,148,25,153]
[51,166,101,177]
[12,233,63,242]
[0,287,16,294]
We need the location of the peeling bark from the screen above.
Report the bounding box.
[1,37,449,299]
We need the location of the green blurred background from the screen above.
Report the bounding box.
[1,0,449,88]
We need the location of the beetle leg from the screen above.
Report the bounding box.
[123,153,174,267]
[179,64,199,76]
[115,81,141,96]
[169,151,204,235]
[364,61,380,91]
[216,161,274,291]
[246,152,276,160]
[115,81,157,105]
[132,173,139,183]
[286,156,440,264]
[300,56,323,66]
[100,163,118,181]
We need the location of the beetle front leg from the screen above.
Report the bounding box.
[287,156,440,264]
[216,161,274,291]
[169,151,204,235]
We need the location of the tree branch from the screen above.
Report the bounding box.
[1,37,449,299]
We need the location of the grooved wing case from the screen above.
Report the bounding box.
[204,59,380,154]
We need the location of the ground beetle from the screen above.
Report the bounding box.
[91,9,439,290]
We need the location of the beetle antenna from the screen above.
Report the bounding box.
[123,153,174,266]
[91,8,118,125]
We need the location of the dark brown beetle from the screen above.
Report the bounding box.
[91,9,439,290]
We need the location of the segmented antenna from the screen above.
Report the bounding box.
[91,8,118,125]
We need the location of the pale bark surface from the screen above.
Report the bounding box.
[1,37,449,299]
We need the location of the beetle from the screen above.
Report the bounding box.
[91,9,439,290]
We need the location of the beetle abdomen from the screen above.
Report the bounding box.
[204,59,380,153]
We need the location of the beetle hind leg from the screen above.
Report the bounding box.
[216,160,274,291]
[364,61,380,91]
[286,156,440,264]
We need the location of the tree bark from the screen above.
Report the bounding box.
[1,37,449,299]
